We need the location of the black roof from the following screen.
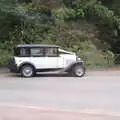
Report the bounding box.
[16,44,59,48]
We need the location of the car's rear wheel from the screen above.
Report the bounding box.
[21,65,35,78]
[72,64,85,77]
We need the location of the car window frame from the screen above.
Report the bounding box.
[14,47,59,57]
[14,47,31,57]
[30,47,45,57]
[45,47,59,57]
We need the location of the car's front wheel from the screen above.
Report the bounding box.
[21,65,35,78]
[72,64,85,77]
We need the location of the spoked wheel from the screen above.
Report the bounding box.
[21,65,35,78]
[72,64,85,77]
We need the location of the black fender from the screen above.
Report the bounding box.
[18,62,36,72]
[64,61,85,72]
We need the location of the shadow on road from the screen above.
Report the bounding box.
[8,73,74,78]
[0,68,86,78]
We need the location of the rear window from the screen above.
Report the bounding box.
[14,48,20,56]
[20,48,30,57]
[14,47,30,57]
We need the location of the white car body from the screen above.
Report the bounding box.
[8,44,85,77]
[14,49,77,69]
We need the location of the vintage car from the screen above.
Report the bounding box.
[8,44,85,77]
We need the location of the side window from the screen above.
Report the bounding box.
[20,48,30,57]
[31,48,44,57]
[45,48,58,57]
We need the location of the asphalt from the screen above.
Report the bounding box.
[0,106,120,120]
[0,68,120,120]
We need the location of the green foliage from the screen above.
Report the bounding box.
[76,0,97,8]
[53,7,76,20]
[76,3,120,54]
[0,0,120,66]
[103,0,120,15]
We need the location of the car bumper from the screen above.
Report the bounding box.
[8,64,18,73]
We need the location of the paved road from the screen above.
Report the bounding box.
[0,68,120,114]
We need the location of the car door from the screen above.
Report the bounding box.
[44,47,60,69]
[30,47,46,69]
